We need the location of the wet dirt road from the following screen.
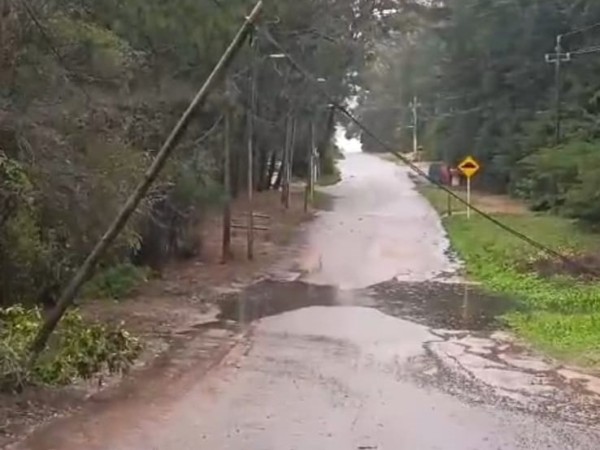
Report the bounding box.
[17,153,600,449]
[297,153,456,287]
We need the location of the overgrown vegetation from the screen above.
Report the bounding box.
[0,306,141,391]
[421,186,600,365]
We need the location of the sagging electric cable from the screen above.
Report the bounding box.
[258,26,598,276]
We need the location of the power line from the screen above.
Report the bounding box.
[562,21,600,39]
[570,45,600,56]
[258,26,599,276]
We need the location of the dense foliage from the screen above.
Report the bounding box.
[357,0,600,226]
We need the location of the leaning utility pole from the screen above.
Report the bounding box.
[545,34,571,145]
[28,1,264,362]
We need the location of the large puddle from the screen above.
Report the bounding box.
[218,280,343,324]
[366,280,516,331]
[218,278,515,331]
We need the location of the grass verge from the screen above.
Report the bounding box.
[421,186,600,367]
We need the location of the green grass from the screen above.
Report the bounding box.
[421,186,600,366]
[421,187,468,215]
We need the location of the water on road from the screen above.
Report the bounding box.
[17,153,600,449]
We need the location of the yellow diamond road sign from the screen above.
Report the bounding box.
[458,156,481,179]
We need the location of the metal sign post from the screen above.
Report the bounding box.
[466,176,472,219]
[457,156,481,219]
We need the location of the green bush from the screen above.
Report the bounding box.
[83,263,150,300]
[0,144,147,306]
[0,306,141,391]
[514,141,600,227]
[0,153,54,305]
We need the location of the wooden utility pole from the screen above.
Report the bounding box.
[305,119,315,212]
[545,35,571,145]
[286,116,296,209]
[247,40,258,260]
[28,1,264,362]
[281,114,291,208]
[410,95,420,161]
[309,119,316,203]
[222,109,232,263]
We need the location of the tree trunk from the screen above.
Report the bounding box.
[318,106,336,169]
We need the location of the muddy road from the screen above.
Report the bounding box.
[16,153,600,449]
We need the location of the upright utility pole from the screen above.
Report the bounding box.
[410,95,420,160]
[309,119,316,203]
[247,40,258,260]
[286,116,296,208]
[222,109,232,263]
[545,34,571,145]
[304,120,315,212]
[281,114,291,208]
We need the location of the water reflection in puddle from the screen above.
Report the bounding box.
[218,280,344,324]
[218,279,515,331]
[366,280,516,331]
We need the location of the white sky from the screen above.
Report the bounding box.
[335,124,362,154]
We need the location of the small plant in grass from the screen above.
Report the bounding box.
[0,306,141,392]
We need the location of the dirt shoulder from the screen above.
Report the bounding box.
[0,188,311,448]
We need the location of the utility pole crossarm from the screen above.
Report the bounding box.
[544,52,572,63]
